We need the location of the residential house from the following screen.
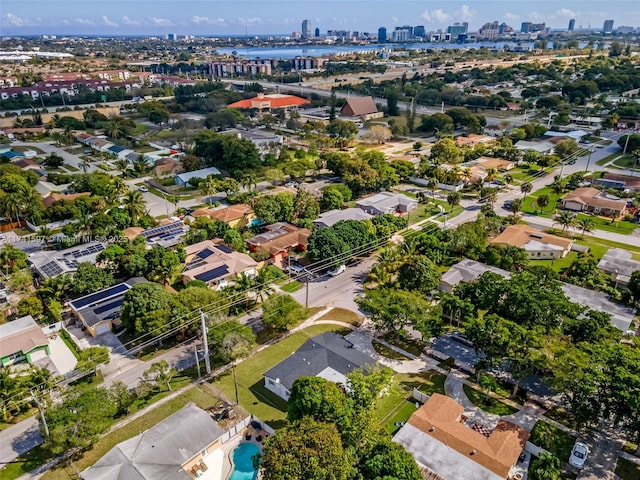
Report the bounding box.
[42,191,91,209]
[82,403,226,480]
[597,248,640,287]
[455,134,496,147]
[1,150,25,160]
[467,156,515,171]
[263,332,377,401]
[224,129,283,156]
[490,224,573,260]
[356,191,417,216]
[29,242,106,278]
[339,96,383,120]
[181,240,258,289]
[0,315,50,367]
[153,158,184,176]
[122,220,189,248]
[393,393,529,480]
[593,173,640,192]
[191,204,255,229]
[106,144,133,159]
[514,140,554,154]
[69,278,147,337]
[86,137,114,152]
[228,93,310,111]
[245,222,311,265]
[440,259,636,332]
[561,187,627,217]
[174,167,221,186]
[313,208,374,229]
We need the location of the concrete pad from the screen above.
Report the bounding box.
[47,335,78,375]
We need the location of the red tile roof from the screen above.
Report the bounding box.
[229,94,309,110]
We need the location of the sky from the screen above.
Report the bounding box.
[1,0,639,36]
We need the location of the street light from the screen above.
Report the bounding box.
[585,146,594,173]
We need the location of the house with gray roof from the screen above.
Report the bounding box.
[175,167,222,186]
[82,403,225,480]
[355,191,417,216]
[263,332,377,401]
[597,248,640,287]
[69,277,147,337]
[440,259,636,333]
[106,144,133,159]
[313,208,374,229]
[29,241,107,279]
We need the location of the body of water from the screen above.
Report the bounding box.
[228,442,260,480]
[215,42,538,59]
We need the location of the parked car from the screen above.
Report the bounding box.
[284,182,299,188]
[138,186,149,193]
[328,265,346,277]
[569,442,589,469]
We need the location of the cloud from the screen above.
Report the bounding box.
[391,16,399,24]
[421,9,450,23]
[191,16,226,25]
[237,17,262,26]
[122,16,141,26]
[504,12,519,21]
[150,17,173,26]
[555,8,576,18]
[75,18,96,26]
[457,5,476,22]
[3,13,27,27]
[102,16,118,27]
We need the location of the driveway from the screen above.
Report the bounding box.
[0,416,42,466]
[42,336,77,375]
[576,423,625,480]
[430,335,479,366]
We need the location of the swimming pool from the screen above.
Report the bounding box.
[228,442,260,480]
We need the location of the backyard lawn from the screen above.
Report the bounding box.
[211,324,351,429]
[529,420,576,461]
[316,307,362,326]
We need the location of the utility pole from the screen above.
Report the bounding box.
[200,310,211,375]
[194,345,201,379]
[305,272,310,308]
[31,389,49,438]
[622,131,631,154]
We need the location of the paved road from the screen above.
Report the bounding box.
[577,423,626,480]
[0,416,42,467]
[10,141,104,174]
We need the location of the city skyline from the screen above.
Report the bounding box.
[1,0,638,36]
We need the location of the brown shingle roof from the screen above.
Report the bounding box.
[340,96,378,116]
[245,222,310,255]
[490,224,573,250]
[42,192,91,208]
[407,394,529,478]
[0,316,48,359]
[563,187,627,212]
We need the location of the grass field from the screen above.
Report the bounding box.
[529,420,576,461]
[280,281,302,293]
[596,151,623,166]
[613,154,640,170]
[211,324,351,430]
[462,384,519,416]
[615,457,640,480]
[316,307,362,326]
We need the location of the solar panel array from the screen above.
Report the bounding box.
[38,244,105,278]
[93,298,124,316]
[215,244,233,254]
[141,222,184,239]
[63,243,105,259]
[198,248,215,259]
[40,261,64,278]
[70,283,129,310]
[195,265,229,283]
[185,257,207,271]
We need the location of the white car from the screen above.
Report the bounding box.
[569,442,589,469]
[328,265,346,277]
[284,182,299,188]
[138,186,149,193]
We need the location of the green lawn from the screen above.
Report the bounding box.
[381,332,425,357]
[409,202,441,224]
[529,420,576,461]
[615,457,640,480]
[211,324,351,430]
[280,281,302,293]
[316,307,362,326]
[596,151,623,166]
[35,386,220,480]
[462,384,519,416]
[612,154,639,170]
[372,340,412,360]
[375,371,446,435]
[530,251,578,273]
[575,213,637,235]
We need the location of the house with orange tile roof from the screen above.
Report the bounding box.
[561,187,627,217]
[228,93,309,111]
[490,224,573,260]
[191,204,255,229]
[245,222,310,265]
[455,134,496,147]
[42,191,91,209]
[393,393,529,480]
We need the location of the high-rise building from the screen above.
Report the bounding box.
[520,22,532,33]
[378,27,387,43]
[568,19,575,31]
[521,22,546,33]
[447,23,467,38]
[603,20,614,33]
[392,29,411,42]
[396,25,414,39]
[167,33,177,41]
[301,19,312,39]
[314,27,320,37]
[413,25,426,38]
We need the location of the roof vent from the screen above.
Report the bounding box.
[470,449,477,456]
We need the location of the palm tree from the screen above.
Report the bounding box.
[503,173,513,187]
[123,190,147,224]
[509,198,523,218]
[111,177,128,198]
[170,195,180,214]
[241,173,258,191]
[461,168,472,185]
[530,452,561,480]
[203,179,217,205]
[36,226,53,246]
[104,119,124,139]
[79,160,90,174]
[427,177,439,201]
[485,167,498,184]
[550,179,565,205]
[132,155,150,177]
[75,213,93,238]
[365,264,392,288]
[520,181,532,198]
[553,211,576,233]
[447,191,462,213]
[114,158,130,178]
[575,217,595,238]
[536,194,550,213]
[377,246,402,271]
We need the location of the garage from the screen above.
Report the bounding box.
[94,322,112,336]
[28,348,49,362]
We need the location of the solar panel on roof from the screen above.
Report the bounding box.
[215,244,233,254]
[93,298,124,315]
[185,258,206,271]
[195,265,229,282]
[41,261,64,277]
[198,248,214,259]
[70,283,129,310]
